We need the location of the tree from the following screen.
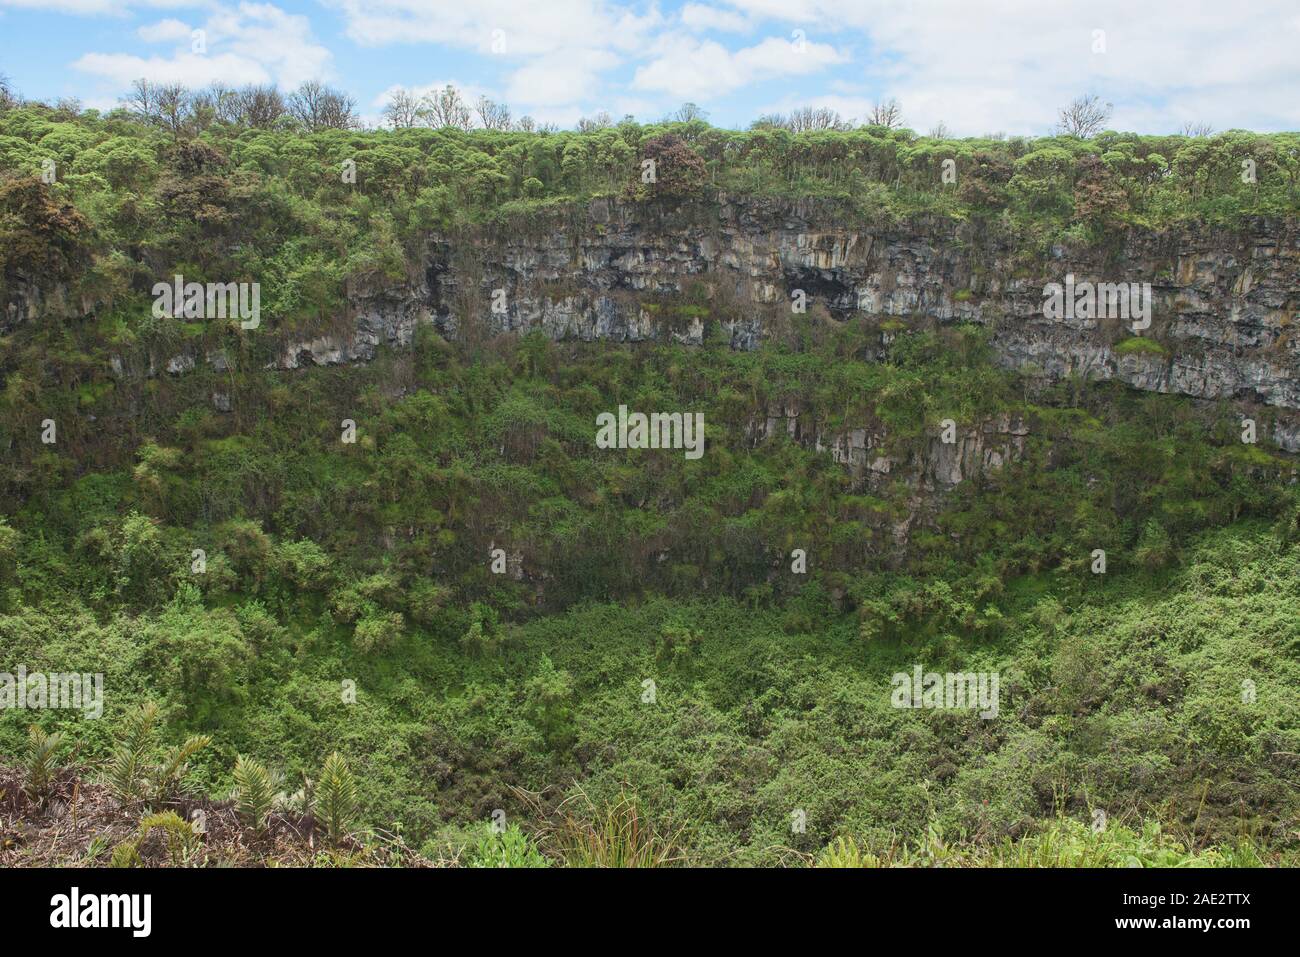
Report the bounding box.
[156,139,234,228]
[525,655,576,750]
[672,102,709,123]
[288,80,358,132]
[0,176,93,282]
[206,83,241,124]
[867,98,903,129]
[125,78,158,124]
[423,84,472,130]
[238,84,286,128]
[957,150,1014,209]
[382,87,425,129]
[577,111,614,132]
[475,95,512,131]
[53,98,82,120]
[1180,121,1214,138]
[0,72,15,110]
[155,83,191,136]
[754,107,850,133]
[1056,94,1112,138]
[1072,153,1130,224]
[627,132,708,202]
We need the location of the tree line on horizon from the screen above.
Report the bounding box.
[0,70,1217,143]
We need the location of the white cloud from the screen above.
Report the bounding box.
[680,3,751,33]
[137,17,193,43]
[72,51,269,88]
[505,49,621,108]
[633,33,847,99]
[0,0,200,13]
[73,2,332,93]
[13,0,1300,133]
[337,0,659,56]
[719,0,1300,134]
[335,0,662,114]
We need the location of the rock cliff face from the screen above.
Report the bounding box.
[748,403,1032,492]
[10,196,1296,471]
[302,197,1298,440]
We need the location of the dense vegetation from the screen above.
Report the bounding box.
[3,102,1299,332]
[1,102,1298,866]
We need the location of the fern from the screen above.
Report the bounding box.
[23,725,66,801]
[288,772,316,818]
[231,755,279,834]
[104,747,149,806]
[109,841,142,869]
[111,810,203,868]
[104,702,158,805]
[316,752,358,846]
[156,734,212,799]
[104,703,210,806]
[815,835,883,868]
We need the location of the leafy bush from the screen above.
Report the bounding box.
[469,823,550,868]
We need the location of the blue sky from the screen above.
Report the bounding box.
[1,1,1298,134]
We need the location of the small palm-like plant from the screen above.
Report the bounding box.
[288,772,316,818]
[23,725,67,802]
[156,733,213,799]
[231,755,280,835]
[104,702,210,807]
[104,702,158,805]
[111,810,204,868]
[316,752,358,846]
[815,835,883,868]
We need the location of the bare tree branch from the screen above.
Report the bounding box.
[867,98,903,129]
[1056,94,1113,138]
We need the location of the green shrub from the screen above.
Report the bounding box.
[1114,336,1166,356]
[469,823,550,868]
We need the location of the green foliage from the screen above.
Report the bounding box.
[23,725,67,801]
[111,810,203,868]
[1,104,1297,867]
[231,755,280,835]
[547,791,683,868]
[469,823,550,868]
[816,835,884,868]
[1114,336,1167,355]
[524,656,576,750]
[317,752,359,846]
[815,818,1264,868]
[104,701,211,807]
[0,517,18,595]
[104,703,158,806]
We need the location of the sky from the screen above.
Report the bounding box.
[1,0,1298,135]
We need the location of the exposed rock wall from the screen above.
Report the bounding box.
[317,198,1297,425]
[10,196,1297,466]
